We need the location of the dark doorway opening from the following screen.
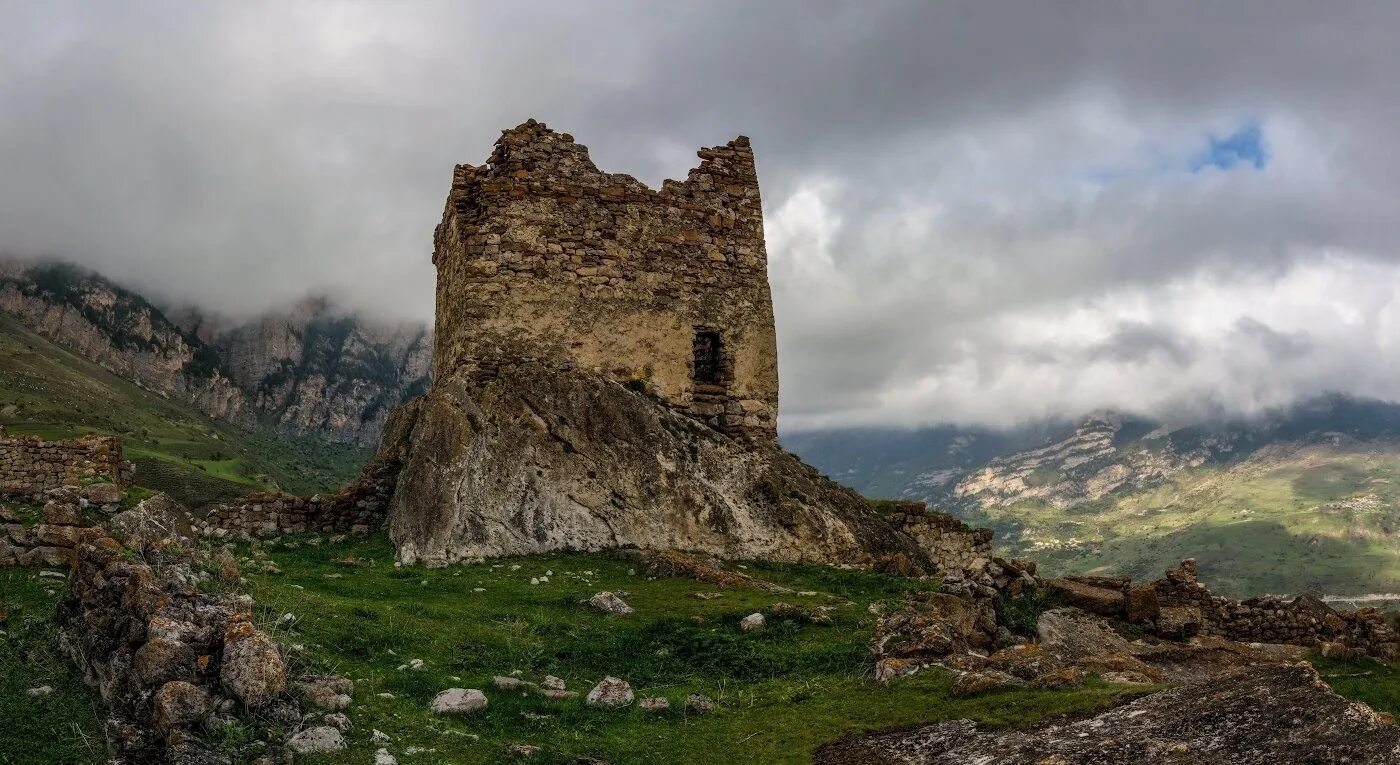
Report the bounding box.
[692,329,724,385]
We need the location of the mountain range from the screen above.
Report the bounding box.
[787,397,1400,596]
[0,257,430,446]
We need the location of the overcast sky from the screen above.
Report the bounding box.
[3,2,1400,431]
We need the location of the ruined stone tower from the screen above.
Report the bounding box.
[431,119,778,439]
[383,120,933,568]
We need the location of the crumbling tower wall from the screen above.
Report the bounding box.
[432,119,778,439]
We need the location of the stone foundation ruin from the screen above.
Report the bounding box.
[0,429,134,496]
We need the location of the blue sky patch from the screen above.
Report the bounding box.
[1189,122,1268,172]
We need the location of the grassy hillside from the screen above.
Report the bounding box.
[975,442,1400,597]
[237,534,1143,765]
[0,312,368,507]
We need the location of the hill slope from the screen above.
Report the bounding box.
[788,398,1400,597]
[0,258,430,446]
[0,311,367,507]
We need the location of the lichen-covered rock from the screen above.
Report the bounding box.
[294,675,353,711]
[83,482,126,506]
[818,664,1397,764]
[588,592,634,615]
[221,624,286,708]
[950,669,1026,697]
[151,681,210,731]
[134,637,196,687]
[431,688,488,715]
[739,613,766,632]
[1044,577,1126,617]
[286,725,346,754]
[585,676,634,708]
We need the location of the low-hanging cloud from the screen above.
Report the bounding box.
[3,1,1400,431]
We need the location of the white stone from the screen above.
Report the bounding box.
[25,685,54,698]
[585,676,634,708]
[739,613,766,632]
[431,688,488,715]
[587,591,634,615]
[374,748,398,765]
[286,726,346,754]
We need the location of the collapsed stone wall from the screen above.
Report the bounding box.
[1148,559,1400,660]
[1043,559,1400,661]
[433,119,779,440]
[883,501,995,577]
[56,505,357,763]
[197,453,399,539]
[0,485,99,567]
[0,430,135,496]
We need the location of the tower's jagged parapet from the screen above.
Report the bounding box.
[432,119,777,439]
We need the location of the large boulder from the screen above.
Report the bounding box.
[386,365,930,567]
[1036,608,1162,681]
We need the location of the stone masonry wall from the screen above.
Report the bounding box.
[883,501,995,577]
[0,430,135,496]
[1149,559,1400,660]
[198,454,398,539]
[432,119,779,439]
[0,486,90,567]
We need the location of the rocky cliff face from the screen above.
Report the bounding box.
[0,258,429,446]
[386,362,928,567]
[171,297,431,446]
[0,259,249,424]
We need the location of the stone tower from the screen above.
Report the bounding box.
[431,119,778,439]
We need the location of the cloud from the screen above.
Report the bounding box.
[3,1,1400,430]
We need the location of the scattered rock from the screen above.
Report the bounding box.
[739,613,766,632]
[286,726,346,754]
[508,743,540,757]
[374,748,398,765]
[322,712,352,732]
[431,688,488,715]
[684,694,715,714]
[542,675,566,691]
[585,676,634,708]
[493,675,528,692]
[950,669,1026,697]
[639,697,670,712]
[295,675,353,711]
[544,689,579,701]
[1100,671,1157,686]
[371,729,392,744]
[587,591,634,615]
[25,685,54,698]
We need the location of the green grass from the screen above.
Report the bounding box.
[0,569,104,765]
[1311,654,1400,717]
[0,312,368,507]
[236,534,1143,765]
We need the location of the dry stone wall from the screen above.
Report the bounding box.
[1148,559,1400,660]
[0,486,92,567]
[884,501,995,577]
[197,456,397,539]
[432,119,778,440]
[0,430,134,496]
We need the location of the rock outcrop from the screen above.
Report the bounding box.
[388,362,929,566]
[815,663,1400,764]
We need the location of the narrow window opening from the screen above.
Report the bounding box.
[692,329,724,385]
